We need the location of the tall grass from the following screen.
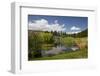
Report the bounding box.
[75,37,87,49]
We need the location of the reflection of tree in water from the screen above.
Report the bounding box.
[28,32,42,60]
[54,36,60,47]
[28,31,55,59]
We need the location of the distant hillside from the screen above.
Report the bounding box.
[70,29,88,38]
[77,29,88,37]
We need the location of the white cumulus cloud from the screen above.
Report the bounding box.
[28,19,66,32]
[70,26,81,31]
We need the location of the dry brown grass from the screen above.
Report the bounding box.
[75,38,87,49]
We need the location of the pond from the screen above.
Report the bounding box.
[41,45,79,57]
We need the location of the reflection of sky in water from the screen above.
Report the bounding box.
[41,45,79,57]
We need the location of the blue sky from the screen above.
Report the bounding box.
[28,15,88,34]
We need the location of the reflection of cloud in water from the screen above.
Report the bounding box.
[41,46,79,57]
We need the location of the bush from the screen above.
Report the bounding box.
[61,37,75,47]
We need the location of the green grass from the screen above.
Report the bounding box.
[29,48,88,61]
